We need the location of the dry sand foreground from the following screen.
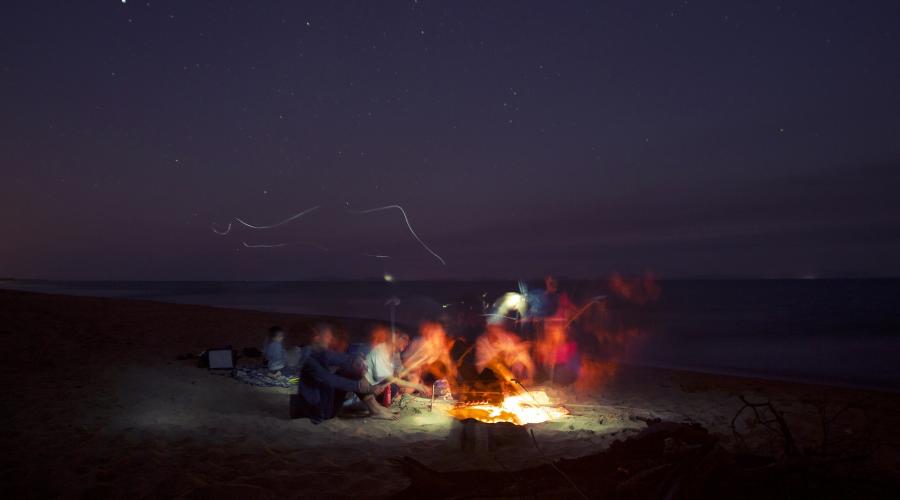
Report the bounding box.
[1,289,899,499]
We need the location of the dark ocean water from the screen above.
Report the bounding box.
[3,279,899,391]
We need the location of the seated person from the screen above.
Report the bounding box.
[475,324,536,383]
[364,328,429,399]
[401,321,457,393]
[263,325,288,377]
[293,323,395,423]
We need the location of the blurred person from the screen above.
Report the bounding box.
[365,328,429,399]
[401,321,457,392]
[539,275,574,321]
[263,325,288,378]
[292,323,394,422]
[475,324,536,383]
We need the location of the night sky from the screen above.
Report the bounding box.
[3,1,899,280]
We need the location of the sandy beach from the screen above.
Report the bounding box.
[1,289,898,499]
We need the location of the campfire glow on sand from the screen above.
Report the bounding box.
[447,390,569,425]
[408,276,661,428]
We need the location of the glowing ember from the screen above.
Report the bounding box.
[448,390,569,425]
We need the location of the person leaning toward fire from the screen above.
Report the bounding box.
[399,321,458,394]
[364,327,431,401]
[475,323,536,384]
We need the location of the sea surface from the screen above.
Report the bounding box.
[3,279,899,391]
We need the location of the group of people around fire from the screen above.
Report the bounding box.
[263,276,579,423]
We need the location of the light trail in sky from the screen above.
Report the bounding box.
[242,241,288,248]
[212,205,319,236]
[213,203,442,265]
[241,241,329,250]
[233,205,320,230]
[348,204,446,266]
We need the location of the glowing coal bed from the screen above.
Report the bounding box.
[447,390,570,426]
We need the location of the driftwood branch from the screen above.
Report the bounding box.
[731,395,801,457]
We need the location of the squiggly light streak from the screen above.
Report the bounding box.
[212,205,320,235]
[348,204,446,266]
[211,223,232,235]
[242,241,288,248]
[239,241,330,251]
[233,205,320,230]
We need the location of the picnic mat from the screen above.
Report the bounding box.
[233,366,298,388]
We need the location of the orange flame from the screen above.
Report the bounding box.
[447,272,660,421]
[448,390,569,425]
[475,325,536,383]
[401,321,457,386]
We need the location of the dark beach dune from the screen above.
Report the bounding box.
[1,289,898,498]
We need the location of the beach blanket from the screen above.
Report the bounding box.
[233,366,298,388]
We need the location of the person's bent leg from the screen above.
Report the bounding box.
[361,393,396,419]
[302,355,372,421]
[306,357,365,393]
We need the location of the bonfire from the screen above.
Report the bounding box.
[448,389,569,425]
[446,353,570,426]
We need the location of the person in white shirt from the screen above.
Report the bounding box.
[365,327,429,398]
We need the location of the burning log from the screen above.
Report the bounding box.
[447,392,569,426]
[446,375,569,452]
